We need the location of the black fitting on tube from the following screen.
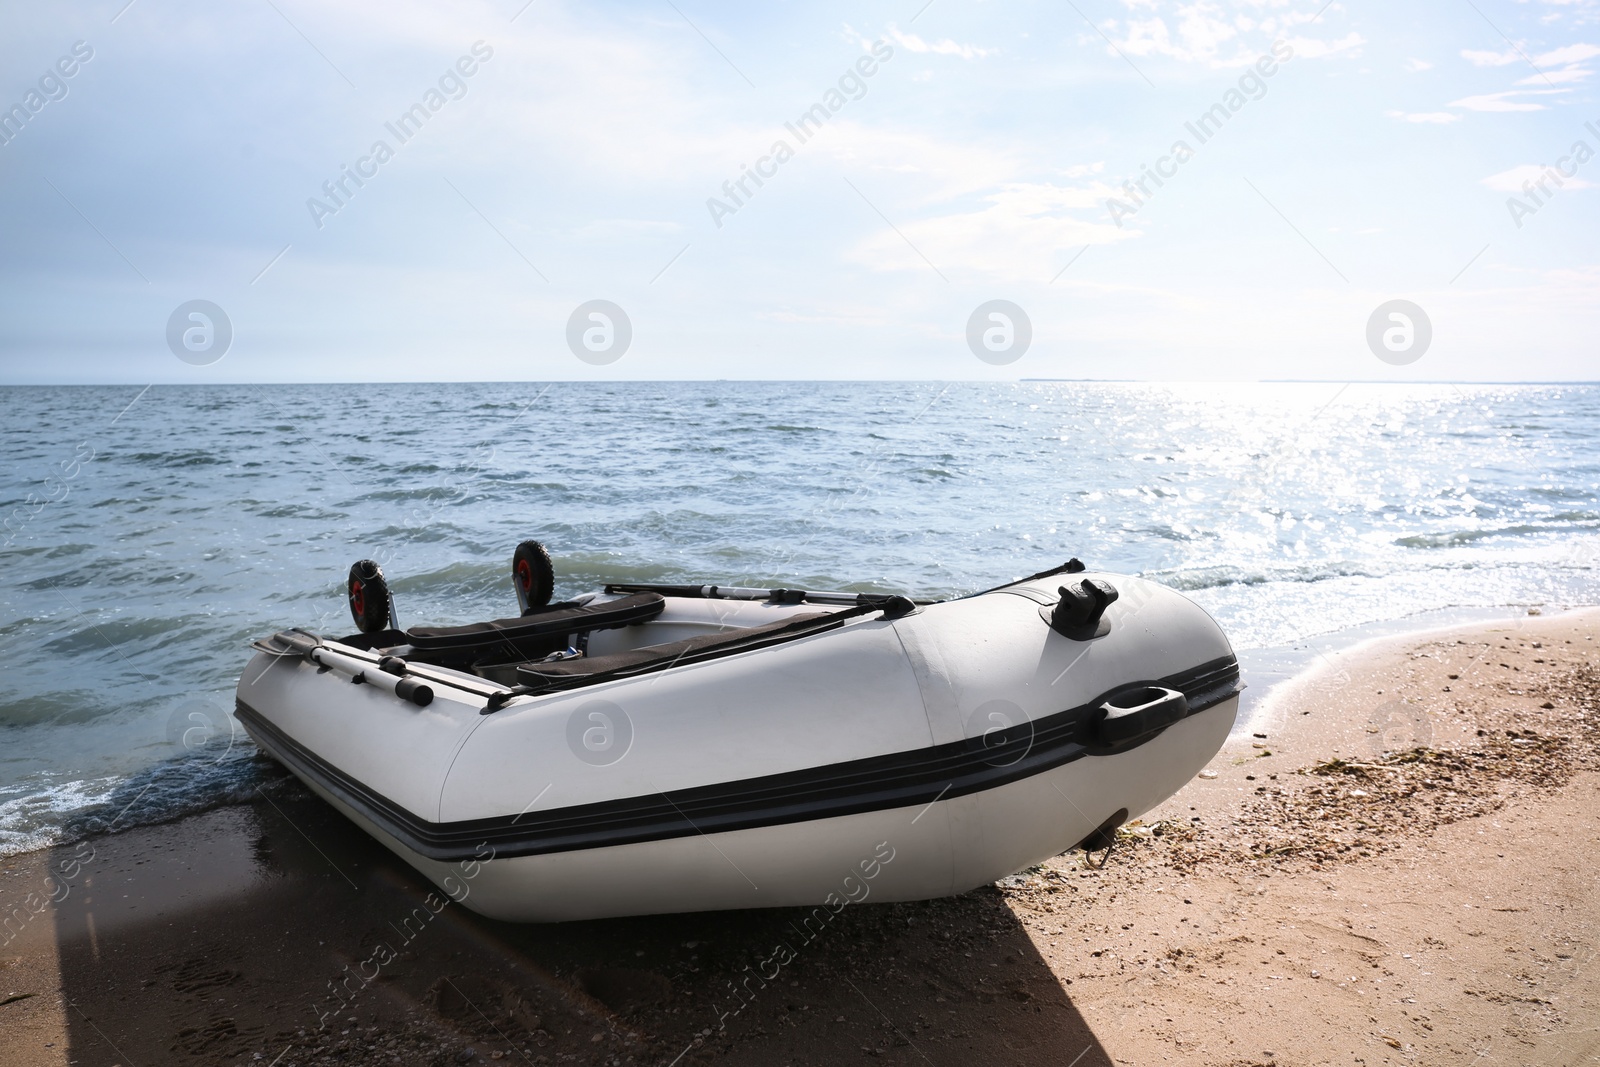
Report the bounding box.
[482,689,520,713]
[877,595,917,620]
[394,678,434,707]
[1049,579,1119,636]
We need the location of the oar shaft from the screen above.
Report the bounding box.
[604,582,902,606]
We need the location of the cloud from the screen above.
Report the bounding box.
[844,181,1131,282]
[1518,63,1595,83]
[1447,38,1597,119]
[1450,88,1569,111]
[1105,2,1362,67]
[817,122,1025,205]
[1462,41,1600,68]
[1481,164,1595,192]
[1281,33,1365,60]
[1061,162,1106,178]
[1385,110,1461,124]
[1534,42,1600,65]
[1404,58,1434,71]
[1462,47,1522,67]
[1115,10,1239,65]
[885,26,996,60]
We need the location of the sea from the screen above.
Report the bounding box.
[2,381,1597,857]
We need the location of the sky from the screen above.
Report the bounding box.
[0,0,1596,383]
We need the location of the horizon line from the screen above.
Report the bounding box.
[2,378,1598,387]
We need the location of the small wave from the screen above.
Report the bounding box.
[1147,524,1200,543]
[0,777,118,856]
[551,555,679,586]
[253,503,350,521]
[360,488,476,505]
[363,521,465,542]
[0,689,130,728]
[1393,523,1591,549]
[389,559,506,594]
[41,615,192,657]
[1152,563,1380,592]
[120,449,229,467]
[0,744,290,859]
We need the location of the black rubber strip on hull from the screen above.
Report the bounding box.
[236,655,1240,863]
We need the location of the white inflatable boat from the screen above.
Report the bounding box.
[236,545,1240,922]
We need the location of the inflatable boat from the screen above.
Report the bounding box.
[236,544,1240,922]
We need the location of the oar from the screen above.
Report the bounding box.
[603,582,938,606]
[268,630,435,706]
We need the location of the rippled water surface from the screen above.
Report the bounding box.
[2,381,1597,854]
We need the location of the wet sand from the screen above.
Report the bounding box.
[3,609,1598,1067]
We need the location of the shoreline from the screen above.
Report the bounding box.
[3,608,1598,1066]
[0,601,1576,867]
[1230,601,1574,735]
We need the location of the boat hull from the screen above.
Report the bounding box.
[248,694,1235,921]
[236,571,1240,921]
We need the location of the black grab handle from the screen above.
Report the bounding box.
[1095,685,1189,745]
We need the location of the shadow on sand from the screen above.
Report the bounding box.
[46,777,1113,1066]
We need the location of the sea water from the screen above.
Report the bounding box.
[2,381,1597,855]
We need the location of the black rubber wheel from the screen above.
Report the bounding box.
[512,540,555,615]
[347,559,391,633]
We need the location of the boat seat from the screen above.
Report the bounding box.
[503,610,834,691]
[396,593,666,670]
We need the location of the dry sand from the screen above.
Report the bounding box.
[2,609,1597,1067]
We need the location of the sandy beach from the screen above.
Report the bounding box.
[3,609,1597,1067]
